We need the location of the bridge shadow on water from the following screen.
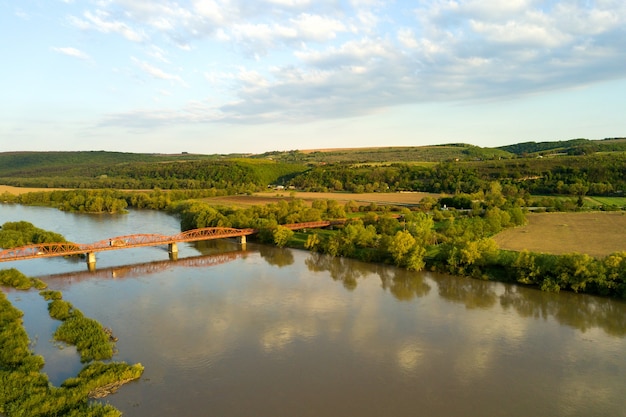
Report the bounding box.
[37,250,249,286]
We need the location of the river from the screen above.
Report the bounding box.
[2,204,626,417]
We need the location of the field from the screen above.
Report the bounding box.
[0,185,63,195]
[586,196,626,207]
[201,191,444,208]
[494,212,626,257]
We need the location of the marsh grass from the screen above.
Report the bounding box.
[46,296,114,362]
[0,285,143,416]
[0,268,47,290]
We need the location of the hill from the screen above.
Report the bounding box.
[0,152,307,190]
[255,144,513,164]
[497,137,626,156]
[0,137,624,196]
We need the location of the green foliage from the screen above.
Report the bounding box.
[387,230,416,266]
[0,278,141,417]
[489,250,626,298]
[39,290,63,301]
[61,361,144,397]
[304,233,321,250]
[0,151,308,191]
[54,311,114,363]
[272,226,294,248]
[0,221,66,248]
[48,299,73,320]
[255,144,512,164]
[1,142,624,200]
[0,268,47,290]
[0,292,43,370]
[172,198,325,232]
[497,137,626,156]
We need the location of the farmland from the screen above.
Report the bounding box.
[0,185,64,195]
[493,212,626,257]
[200,191,443,208]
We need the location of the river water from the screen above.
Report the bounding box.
[2,204,626,417]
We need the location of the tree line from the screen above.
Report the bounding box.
[165,184,626,299]
[1,150,624,198]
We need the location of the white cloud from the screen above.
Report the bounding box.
[100,102,223,128]
[58,0,626,129]
[70,9,146,42]
[289,13,346,41]
[132,57,187,86]
[397,28,418,49]
[51,46,91,61]
[146,45,170,63]
[469,18,570,47]
[264,0,312,7]
[192,0,231,24]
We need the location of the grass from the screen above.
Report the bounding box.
[493,212,626,257]
[587,196,626,208]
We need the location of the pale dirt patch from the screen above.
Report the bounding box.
[493,212,626,258]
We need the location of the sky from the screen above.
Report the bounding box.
[1,0,625,155]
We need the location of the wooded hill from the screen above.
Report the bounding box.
[0,138,624,196]
[496,137,626,156]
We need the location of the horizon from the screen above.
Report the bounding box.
[0,136,624,156]
[2,1,626,154]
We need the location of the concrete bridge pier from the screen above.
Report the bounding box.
[238,235,246,248]
[168,243,179,261]
[86,252,96,272]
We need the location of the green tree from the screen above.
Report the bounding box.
[512,250,541,285]
[273,226,294,248]
[304,233,321,250]
[387,230,416,267]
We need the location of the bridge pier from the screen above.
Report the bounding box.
[238,235,246,245]
[86,252,96,272]
[168,243,178,261]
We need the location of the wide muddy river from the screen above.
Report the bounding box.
[2,204,626,416]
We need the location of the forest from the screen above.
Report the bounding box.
[1,139,625,198]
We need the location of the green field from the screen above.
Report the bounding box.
[587,196,626,207]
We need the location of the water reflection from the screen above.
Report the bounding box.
[380,269,431,301]
[305,252,370,290]
[258,245,295,267]
[40,251,248,287]
[436,274,498,309]
[500,285,626,337]
[301,251,626,338]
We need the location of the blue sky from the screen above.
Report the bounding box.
[1,0,625,154]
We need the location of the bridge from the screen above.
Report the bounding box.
[0,221,333,270]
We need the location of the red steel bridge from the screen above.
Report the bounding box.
[0,221,334,269]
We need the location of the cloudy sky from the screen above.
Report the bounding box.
[2,0,625,154]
